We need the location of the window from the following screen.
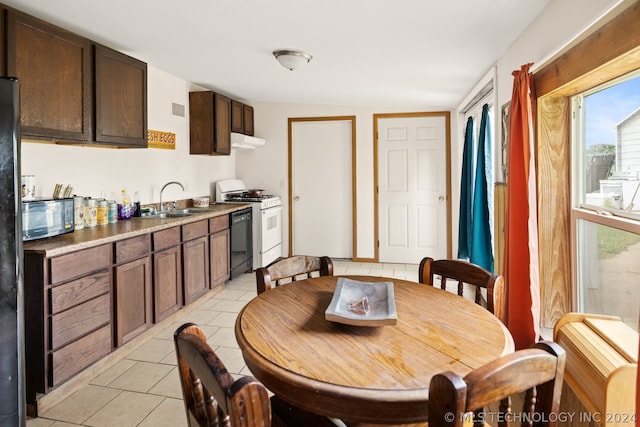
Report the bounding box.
[572,71,640,330]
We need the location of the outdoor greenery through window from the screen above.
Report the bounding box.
[573,71,640,330]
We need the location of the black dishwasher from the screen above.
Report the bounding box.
[230,208,253,279]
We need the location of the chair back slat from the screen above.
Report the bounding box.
[256,255,333,294]
[419,257,506,323]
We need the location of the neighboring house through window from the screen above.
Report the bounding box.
[573,71,640,330]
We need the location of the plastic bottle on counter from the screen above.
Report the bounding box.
[118,189,132,220]
[133,191,141,217]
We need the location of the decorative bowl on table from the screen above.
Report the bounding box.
[192,196,210,207]
[325,277,397,326]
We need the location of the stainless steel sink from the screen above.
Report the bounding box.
[141,208,215,219]
[183,207,214,214]
[141,211,196,219]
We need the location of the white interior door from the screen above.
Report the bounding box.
[378,115,447,263]
[292,120,352,258]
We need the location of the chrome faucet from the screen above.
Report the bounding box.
[159,181,185,212]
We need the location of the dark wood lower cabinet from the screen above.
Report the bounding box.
[183,220,210,304]
[153,246,183,322]
[210,215,230,288]
[24,212,234,413]
[114,256,152,346]
[23,244,113,408]
[183,236,210,304]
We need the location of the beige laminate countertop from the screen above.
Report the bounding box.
[23,202,252,257]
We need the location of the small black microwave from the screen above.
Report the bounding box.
[22,198,75,241]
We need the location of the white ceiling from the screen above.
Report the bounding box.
[3,0,551,109]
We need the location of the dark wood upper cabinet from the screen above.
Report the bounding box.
[6,9,92,142]
[231,99,243,133]
[243,104,254,136]
[94,45,147,147]
[0,8,6,76]
[231,99,255,136]
[189,91,231,155]
[3,6,147,148]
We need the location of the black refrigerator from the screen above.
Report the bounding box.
[0,77,26,426]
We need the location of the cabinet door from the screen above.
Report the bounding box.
[189,91,231,155]
[214,93,231,154]
[114,257,152,346]
[153,246,183,322]
[210,229,230,288]
[94,44,147,147]
[243,104,254,136]
[0,7,5,77]
[183,236,210,304]
[231,100,243,133]
[6,10,92,142]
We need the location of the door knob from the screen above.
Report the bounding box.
[438,196,445,201]
[294,196,300,201]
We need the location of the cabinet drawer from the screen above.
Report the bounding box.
[183,219,208,241]
[51,293,110,350]
[50,244,111,285]
[209,215,229,233]
[115,234,150,264]
[50,324,111,387]
[153,227,180,251]
[50,269,110,314]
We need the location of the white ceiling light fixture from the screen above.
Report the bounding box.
[273,49,313,71]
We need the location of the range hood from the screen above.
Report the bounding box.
[231,132,266,149]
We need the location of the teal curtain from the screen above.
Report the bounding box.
[470,104,494,271]
[457,117,474,260]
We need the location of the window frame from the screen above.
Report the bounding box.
[572,71,640,220]
[533,1,640,327]
[570,63,640,327]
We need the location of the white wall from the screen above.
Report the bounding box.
[495,0,620,108]
[21,66,237,206]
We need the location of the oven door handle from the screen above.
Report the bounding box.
[262,205,283,215]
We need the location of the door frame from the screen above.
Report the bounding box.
[288,116,357,258]
[373,112,452,262]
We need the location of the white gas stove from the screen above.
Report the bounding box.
[216,179,282,271]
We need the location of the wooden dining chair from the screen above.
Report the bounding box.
[175,323,340,427]
[256,255,334,294]
[174,323,272,426]
[418,257,506,322]
[428,341,566,427]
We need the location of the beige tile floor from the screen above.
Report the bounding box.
[27,260,422,427]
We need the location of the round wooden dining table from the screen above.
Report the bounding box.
[235,275,514,424]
